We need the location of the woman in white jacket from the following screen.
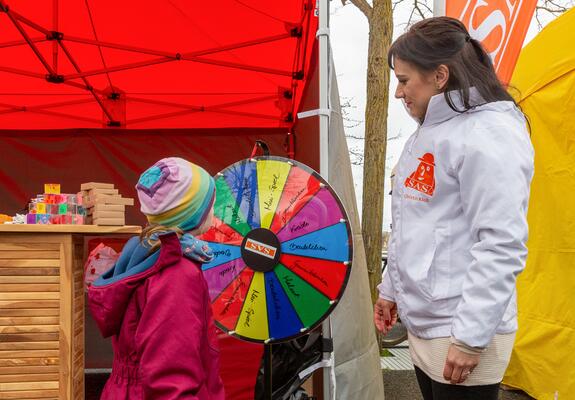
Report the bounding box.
[374,17,534,400]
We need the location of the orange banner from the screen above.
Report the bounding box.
[441,0,537,84]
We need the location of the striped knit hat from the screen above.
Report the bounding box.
[136,157,215,231]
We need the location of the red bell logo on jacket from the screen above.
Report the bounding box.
[404,153,436,196]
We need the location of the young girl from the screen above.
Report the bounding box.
[374,17,534,400]
[88,157,225,400]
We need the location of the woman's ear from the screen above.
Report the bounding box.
[435,64,449,91]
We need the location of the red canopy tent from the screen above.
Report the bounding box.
[0,1,322,398]
[0,0,320,219]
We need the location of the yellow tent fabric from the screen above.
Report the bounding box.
[503,7,575,400]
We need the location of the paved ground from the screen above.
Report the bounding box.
[87,372,534,399]
[383,370,534,400]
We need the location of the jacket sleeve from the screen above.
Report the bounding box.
[135,262,207,400]
[378,268,395,302]
[451,121,534,348]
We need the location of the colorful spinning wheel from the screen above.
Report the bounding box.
[199,156,353,344]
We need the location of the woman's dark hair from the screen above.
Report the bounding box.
[388,16,517,112]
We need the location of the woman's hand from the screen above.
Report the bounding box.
[443,344,480,384]
[374,298,398,335]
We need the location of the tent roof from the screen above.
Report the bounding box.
[0,0,317,129]
[511,7,575,102]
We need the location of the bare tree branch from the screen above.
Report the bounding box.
[342,0,373,21]
[340,96,365,130]
[535,0,572,30]
[413,0,427,20]
[348,147,365,165]
[392,0,407,12]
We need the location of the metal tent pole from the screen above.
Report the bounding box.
[318,0,333,399]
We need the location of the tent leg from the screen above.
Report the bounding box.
[263,344,273,400]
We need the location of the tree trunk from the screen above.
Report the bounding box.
[361,0,393,306]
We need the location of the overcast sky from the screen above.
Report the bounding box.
[329,1,568,230]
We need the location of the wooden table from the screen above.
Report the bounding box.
[0,225,141,399]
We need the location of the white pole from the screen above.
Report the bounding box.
[319,0,330,178]
[318,0,332,399]
[433,0,446,16]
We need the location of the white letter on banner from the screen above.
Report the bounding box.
[467,0,518,61]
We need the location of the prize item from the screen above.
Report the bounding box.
[26,185,85,225]
[80,183,133,226]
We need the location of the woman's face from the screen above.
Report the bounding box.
[393,57,443,121]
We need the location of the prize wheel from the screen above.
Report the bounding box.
[199,156,353,344]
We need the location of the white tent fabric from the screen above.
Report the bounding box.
[328,66,385,399]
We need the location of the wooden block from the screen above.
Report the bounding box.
[91,211,125,220]
[85,195,134,207]
[83,194,120,201]
[93,217,125,226]
[86,204,125,215]
[85,188,119,196]
[80,182,114,191]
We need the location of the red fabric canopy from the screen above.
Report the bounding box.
[0,2,321,399]
[0,0,317,129]
[0,1,323,399]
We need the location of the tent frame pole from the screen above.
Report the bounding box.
[318,0,332,399]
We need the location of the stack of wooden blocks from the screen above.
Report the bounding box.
[80,182,134,226]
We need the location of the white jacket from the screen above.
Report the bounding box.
[378,89,534,348]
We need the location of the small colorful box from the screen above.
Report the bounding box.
[58,204,68,214]
[36,203,47,214]
[36,214,50,224]
[44,183,61,194]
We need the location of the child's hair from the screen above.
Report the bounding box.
[140,224,184,253]
[135,157,216,241]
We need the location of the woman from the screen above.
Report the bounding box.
[374,17,534,400]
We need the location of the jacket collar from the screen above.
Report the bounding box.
[420,87,486,127]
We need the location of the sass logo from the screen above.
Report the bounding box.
[445,0,537,83]
[404,153,436,196]
[244,238,277,260]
